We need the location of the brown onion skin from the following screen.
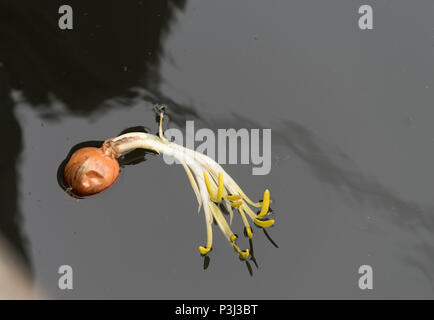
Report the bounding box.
[64,147,120,197]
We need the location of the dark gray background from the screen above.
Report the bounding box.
[2,0,434,298]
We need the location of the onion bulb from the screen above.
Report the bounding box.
[63,145,120,197]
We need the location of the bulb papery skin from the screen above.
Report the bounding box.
[63,147,120,197]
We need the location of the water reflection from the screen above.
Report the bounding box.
[206,113,434,280]
[404,243,434,287]
[0,83,27,270]
[204,112,434,230]
[277,119,434,231]
[2,0,432,295]
[0,0,186,274]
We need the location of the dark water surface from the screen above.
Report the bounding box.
[1,0,434,298]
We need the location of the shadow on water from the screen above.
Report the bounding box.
[245,238,257,276]
[216,198,279,276]
[263,229,279,249]
[200,224,279,277]
[203,255,210,270]
[242,230,280,277]
[0,0,187,275]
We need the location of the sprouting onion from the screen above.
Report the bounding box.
[63,109,274,260]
